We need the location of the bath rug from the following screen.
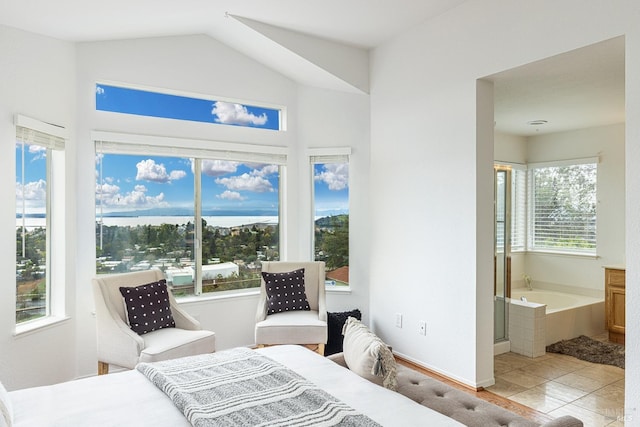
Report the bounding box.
[546,335,624,369]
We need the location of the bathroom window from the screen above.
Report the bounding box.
[310,149,350,287]
[528,158,597,254]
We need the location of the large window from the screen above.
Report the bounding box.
[310,150,350,287]
[528,159,597,254]
[15,116,66,324]
[95,136,284,296]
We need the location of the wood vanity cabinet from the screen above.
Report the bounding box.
[605,267,625,344]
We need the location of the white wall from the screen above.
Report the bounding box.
[369,3,640,412]
[0,26,77,390]
[495,131,527,164]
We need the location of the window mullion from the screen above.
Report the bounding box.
[194,158,203,296]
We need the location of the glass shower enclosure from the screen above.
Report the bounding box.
[494,166,512,343]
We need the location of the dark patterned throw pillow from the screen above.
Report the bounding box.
[119,279,175,335]
[262,268,311,315]
[326,309,362,356]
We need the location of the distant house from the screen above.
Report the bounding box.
[326,266,349,285]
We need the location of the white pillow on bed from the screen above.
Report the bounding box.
[342,316,398,391]
[0,381,12,427]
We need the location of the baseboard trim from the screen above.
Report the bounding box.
[394,354,483,392]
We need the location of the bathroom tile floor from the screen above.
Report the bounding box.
[487,335,626,427]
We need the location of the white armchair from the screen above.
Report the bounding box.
[255,261,328,355]
[92,269,215,374]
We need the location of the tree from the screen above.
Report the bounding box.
[316,215,349,269]
[532,164,596,249]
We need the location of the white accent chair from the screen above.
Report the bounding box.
[92,269,216,374]
[255,261,328,355]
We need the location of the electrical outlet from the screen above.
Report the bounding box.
[418,321,426,335]
[395,313,403,328]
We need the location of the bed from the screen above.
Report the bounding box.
[5,345,463,427]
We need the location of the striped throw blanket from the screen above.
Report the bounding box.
[136,347,381,427]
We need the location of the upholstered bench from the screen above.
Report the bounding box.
[328,353,582,427]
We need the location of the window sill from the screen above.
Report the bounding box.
[326,286,352,295]
[176,288,260,305]
[173,286,352,304]
[526,250,598,259]
[14,315,71,338]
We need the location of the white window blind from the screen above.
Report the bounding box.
[511,168,527,251]
[308,147,351,164]
[93,131,287,165]
[15,115,67,150]
[528,158,598,253]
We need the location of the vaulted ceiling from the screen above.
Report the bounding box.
[0,0,625,136]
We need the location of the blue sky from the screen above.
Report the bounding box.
[15,143,47,214]
[95,155,349,217]
[313,163,349,217]
[96,155,281,214]
[16,86,349,218]
[96,84,280,130]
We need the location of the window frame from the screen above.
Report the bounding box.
[93,131,287,298]
[14,114,68,330]
[527,157,598,256]
[308,147,351,289]
[95,81,287,132]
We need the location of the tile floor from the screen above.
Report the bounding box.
[487,337,626,427]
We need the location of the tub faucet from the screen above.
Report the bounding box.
[520,296,528,303]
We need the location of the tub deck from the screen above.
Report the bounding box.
[507,289,605,355]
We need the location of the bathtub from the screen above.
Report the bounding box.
[509,289,605,354]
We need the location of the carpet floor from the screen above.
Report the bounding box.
[546,335,625,369]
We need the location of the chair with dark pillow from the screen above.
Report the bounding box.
[92,269,216,375]
[255,261,328,355]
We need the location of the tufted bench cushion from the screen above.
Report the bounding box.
[328,353,582,427]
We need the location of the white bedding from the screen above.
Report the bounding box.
[9,345,462,426]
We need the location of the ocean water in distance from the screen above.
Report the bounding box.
[18,216,279,229]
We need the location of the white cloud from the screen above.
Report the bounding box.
[201,159,239,177]
[96,182,120,196]
[315,163,349,191]
[136,159,186,183]
[217,190,246,201]
[212,101,268,126]
[215,173,273,193]
[251,164,279,177]
[16,179,46,201]
[169,170,187,180]
[95,182,166,209]
[28,145,46,154]
[96,86,105,95]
